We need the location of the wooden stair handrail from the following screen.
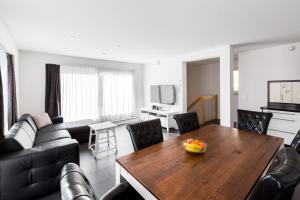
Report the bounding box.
[188,95,217,111]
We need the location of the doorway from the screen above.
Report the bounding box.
[186,58,220,126]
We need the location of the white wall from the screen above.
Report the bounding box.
[0,21,19,111]
[19,50,144,115]
[187,61,220,113]
[239,42,300,111]
[143,60,183,111]
[143,46,234,127]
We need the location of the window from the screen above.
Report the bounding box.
[0,48,8,134]
[99,71,135,121]
[233,70,239,93]
[60,65,135,122]
[61,65,99,122]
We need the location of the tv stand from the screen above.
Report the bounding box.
[140,107,178,132]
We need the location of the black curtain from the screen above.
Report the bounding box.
[0,66,4,140]
[45,64,61,117]
[7,54,18,128]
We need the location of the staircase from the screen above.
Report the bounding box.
[188,95,218,125]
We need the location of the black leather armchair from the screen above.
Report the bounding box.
[0,114,79,200]
[291,130,300,155]
[237,109,273,134]
[173,112,200,135]
[60,163,143,200]
[250,147,300,200]
[126,119,163,151]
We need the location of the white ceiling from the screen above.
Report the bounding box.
[0,0,300,63]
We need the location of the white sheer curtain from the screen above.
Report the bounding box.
[99,70,135,121]
[60,65,135,122]
[0,47,8,134]
[61,65,99,121]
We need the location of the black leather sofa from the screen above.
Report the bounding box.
[0,114,80,200]
[20,115,94,144]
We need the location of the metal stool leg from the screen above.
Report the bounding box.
[113,127,118,152]
[88,128,93,150]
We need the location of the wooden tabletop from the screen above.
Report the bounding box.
[117,125,283,200]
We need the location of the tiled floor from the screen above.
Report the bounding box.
[39,126,179,200]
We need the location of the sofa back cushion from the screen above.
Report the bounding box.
[2,121,36,152]
[18,114,38,132]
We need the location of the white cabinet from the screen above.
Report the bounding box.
[262,109,300,145]
[140,107,178,131]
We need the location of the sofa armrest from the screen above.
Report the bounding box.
[0,138,79,200]
[51,116,64,124]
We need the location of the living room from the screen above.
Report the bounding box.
[1,1,300,200]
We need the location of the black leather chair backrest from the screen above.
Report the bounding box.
[60,163,98,200]
[2,120,36,152]
[173,112,200,135]
[60,163,144,200]
[291,130,300,155]
[250,147,300,200]
[126,119,163,152]
[237,109,273,134]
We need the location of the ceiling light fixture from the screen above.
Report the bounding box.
[101,52,107,55]
[288,45,296,51]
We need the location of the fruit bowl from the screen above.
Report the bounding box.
[183,138,207,153]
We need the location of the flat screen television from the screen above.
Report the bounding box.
[150,85,175,105]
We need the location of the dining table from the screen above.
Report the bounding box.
[116,125,283,200]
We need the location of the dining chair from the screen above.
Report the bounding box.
[249,147,300,200]
[60,163,143,200]
[173,112,200,135]
[126,119,163,151]
[237,109,273,134]
[291,130,300,155]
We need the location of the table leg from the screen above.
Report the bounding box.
[107,130,110,147]
[116,163,157,200]
[94,131,99,159]
[115,162,121,185]
[113,127,118,152]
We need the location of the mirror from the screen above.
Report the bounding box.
[269,81,300,104]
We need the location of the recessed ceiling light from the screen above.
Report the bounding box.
[69,35,77,41]
[288,45,296,51]
[101,52,107,55]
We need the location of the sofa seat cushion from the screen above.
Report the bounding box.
[64,119,96,143]
[38,123,67,135]
[34,130,71,146]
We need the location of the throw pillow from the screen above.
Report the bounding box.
[32,113,53,129]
